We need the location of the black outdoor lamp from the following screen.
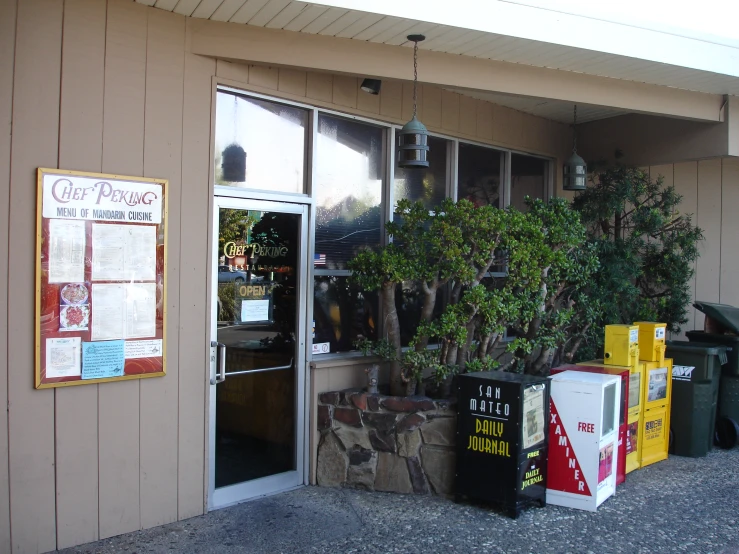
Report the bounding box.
[563,104,587,191]
[222,143,246,182]
[397,34,429,169]
[360,78,382,95]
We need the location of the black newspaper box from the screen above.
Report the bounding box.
[456,371,550,518]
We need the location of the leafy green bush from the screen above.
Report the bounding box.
[349,197,594,394]
[571,165,703,361]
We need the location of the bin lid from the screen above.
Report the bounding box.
[665,340,729,364]
[693,301,739,334]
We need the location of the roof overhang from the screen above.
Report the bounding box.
[189,18,725,122]
[315,0,739,85]
[139,0,738,123]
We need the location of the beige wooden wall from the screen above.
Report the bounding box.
[648,158,739,337]
[0,1,572,552]
[1,1,214,552]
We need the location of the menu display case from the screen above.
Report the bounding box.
[35,168,168,388]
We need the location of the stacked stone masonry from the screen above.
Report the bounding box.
[316,389,457,495]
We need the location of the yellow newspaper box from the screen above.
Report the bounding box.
[635,321,667,363]
[635,322,672,468]
[578,359,645,474]
[604,325,640,367]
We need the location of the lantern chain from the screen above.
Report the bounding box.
[413,39,419,118]
[572,104,578,154]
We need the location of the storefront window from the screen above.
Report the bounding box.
[510,153,548,211]
[313,276,378,353]
[458,142,503,208]
[213,88,554,356]
[214,91,308,193]
[394,135,450,211]
[314,114,384,270]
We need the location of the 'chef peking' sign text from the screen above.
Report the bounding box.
[42,173,163,224]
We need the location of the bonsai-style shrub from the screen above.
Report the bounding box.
[349,197,593,395]
[503,198,600,375]
[571,165,703,361]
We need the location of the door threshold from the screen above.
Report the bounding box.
[210,483,305,512]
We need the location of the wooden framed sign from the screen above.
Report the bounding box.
[35,168,168,388]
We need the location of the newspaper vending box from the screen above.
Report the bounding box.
[552,364,629,486]
[636,322,673,468]
[547,371,621,512]
[577,358,645,474]
[456,371,550,519]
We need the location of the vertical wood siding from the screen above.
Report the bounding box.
[695,160,722,329]
[673,162,698,335]
[0,0,16,550]
[8,1,63,552]
[177,49,216,520]
[720,159,739,304]
[54,0,107,548]
[98,0,148,540]
[650,159,738,337]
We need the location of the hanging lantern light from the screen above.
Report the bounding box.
[397,35,429,169]
[563,104,587,191]
[222,143,246,182]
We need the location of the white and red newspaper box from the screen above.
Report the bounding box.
[547,371,621,511]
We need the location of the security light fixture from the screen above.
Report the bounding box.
[360,78,382,95]
[397,34,429,169]
[563,104,587,191]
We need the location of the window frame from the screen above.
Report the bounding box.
[214,86,554,360]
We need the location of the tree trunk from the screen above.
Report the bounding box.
[382,282,404,396]
[456,320,477,369]
[415,282,438,350]
[405,378,418,396]
[529,347,554,376]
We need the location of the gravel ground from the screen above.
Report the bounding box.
[61,448,739,554]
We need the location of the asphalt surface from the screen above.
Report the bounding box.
[61,448,739,554]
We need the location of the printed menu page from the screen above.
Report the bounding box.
[91,224,125,281]
[91,223,156,281]
[91,284,126,341]
[45,337,82,378]
[48,219,86,284]
[126,283,157,339]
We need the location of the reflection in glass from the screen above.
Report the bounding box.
[313,276,378,353]
[215,208,299,488]
[314,115,384,270]
[396,280,446,348]
[510,153,548,211]
[215,91,308,193]
[458,143,503,208]
[394,135,449,210]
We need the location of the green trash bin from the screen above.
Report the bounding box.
[715,375,739,448]
[670,382,716,457]
[688,302,739,449]
[665,341,727,457]
[688,301,739,376]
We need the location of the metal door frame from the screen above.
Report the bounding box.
[208,196,309,510]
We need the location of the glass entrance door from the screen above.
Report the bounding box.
[209,197,307,509]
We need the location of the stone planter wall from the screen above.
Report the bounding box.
[316,389,457,495]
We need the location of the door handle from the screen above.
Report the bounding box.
[225,358,294,377]
[210,341,226,385]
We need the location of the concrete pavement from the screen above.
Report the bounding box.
[60,448,739,554]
